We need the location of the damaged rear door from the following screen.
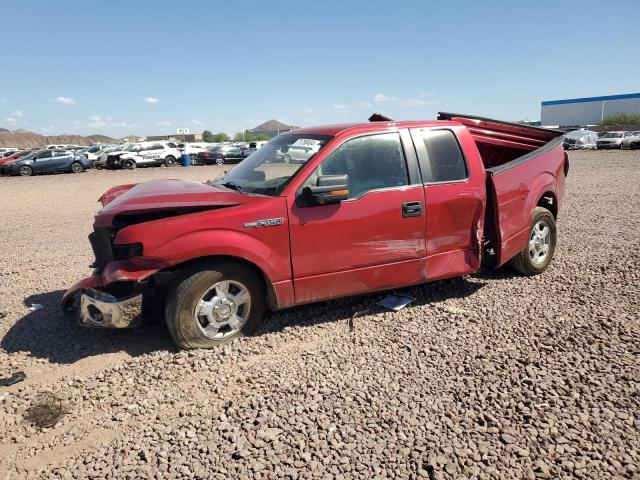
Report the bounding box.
[410,127,486,280]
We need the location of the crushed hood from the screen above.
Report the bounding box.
[95,179,247,227]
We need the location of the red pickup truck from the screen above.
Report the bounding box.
[63,113,568,349]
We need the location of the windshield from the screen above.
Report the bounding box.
[602,132,623,138]
[210,134,332,196]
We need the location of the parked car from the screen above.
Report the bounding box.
[596,131,633,149]
[0,149,34,166]
[184,142,215,165]
[118,141,181,169]
[63,112,568,350]
[94,145,130,169]
[620,131,640,150]
[196,145,251,165]
[563,129,598,150]
[0,149,91,176]
[281,145,317,163]
[45,144,79,150]
[1,149,21,158]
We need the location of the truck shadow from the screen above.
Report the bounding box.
[1,290,176,365]
[2,277,487,365]
[257,276,488,337]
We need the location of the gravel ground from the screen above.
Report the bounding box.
[0,151,638,479]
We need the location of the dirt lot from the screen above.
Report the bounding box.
[0,151,639,479]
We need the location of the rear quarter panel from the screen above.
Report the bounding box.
[488,140,565,266]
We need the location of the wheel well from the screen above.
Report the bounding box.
[537,192,557,218]
[160,255,278,310]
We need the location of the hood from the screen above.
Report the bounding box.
[94,179,247,227]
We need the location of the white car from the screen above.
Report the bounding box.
[621,131,640,150]
[45,144,79,150]
[119,141,181,169]
[185,142,215,165]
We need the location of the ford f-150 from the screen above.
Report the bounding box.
[63,113,568,349]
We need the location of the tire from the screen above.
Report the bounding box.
[122,158,136,170]
[165,261,265,349]
[283,154,291,163]
[18,165,33,177]
[190,154,199,166]
[70,162,84,173]
[164,156,176,167]
[215,156,225,165]
[509,207,557,276]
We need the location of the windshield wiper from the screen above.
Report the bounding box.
[218,181,244,192]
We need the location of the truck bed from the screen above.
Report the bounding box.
[439,113,567,267]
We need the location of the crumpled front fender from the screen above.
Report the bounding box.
[61,257,170,308]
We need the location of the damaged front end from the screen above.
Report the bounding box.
[62,256,170,329]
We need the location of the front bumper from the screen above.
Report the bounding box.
[79,288,143,328]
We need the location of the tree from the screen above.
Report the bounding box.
[202,130,214,142]
[212,132,231,143]
[601,113,640,126]
[203,130,231,143]
[233,131,272,142]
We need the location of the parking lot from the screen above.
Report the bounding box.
[0,150,638,478]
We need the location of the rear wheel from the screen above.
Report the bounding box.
[165,261,265,349]
[283,154,291,163]
[70,162,84,173]
[509,207,556,275]
[164,156,176,167]
[18,165,33,177]
[215,156,225,165]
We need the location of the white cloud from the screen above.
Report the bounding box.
[420,92,436,98]
[301,104,319,113]
[156,120,171,127]
[55,96,76,105]
[397,98,426,107]
[88,115,128,129]
[144,97,159,105]
[332,104,348,110]
[4,110,26,125]
[374,93,397,103]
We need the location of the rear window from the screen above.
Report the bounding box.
[419,130,468,183]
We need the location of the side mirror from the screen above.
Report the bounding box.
[301,174,349,206]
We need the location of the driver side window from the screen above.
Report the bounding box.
[306,132,408,199]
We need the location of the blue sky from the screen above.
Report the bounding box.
[1,0,638,137]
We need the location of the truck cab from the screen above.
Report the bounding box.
[63,113,567,349]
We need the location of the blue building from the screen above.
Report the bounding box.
[541,93,640,127]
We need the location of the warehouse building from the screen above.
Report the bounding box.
[541,92,640,127]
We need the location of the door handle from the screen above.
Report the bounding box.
[402,201,423,217]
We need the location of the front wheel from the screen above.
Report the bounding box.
[215,156,225,165]
[70,162,84,173]
[509,207,557,275]
[18,165,33,177]
[165,261,265,349]
[122,159,136,170]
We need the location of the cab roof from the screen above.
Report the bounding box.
[289,120,460,137]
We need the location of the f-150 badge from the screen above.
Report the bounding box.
[243,218,284,228]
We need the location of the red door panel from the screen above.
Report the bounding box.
[289,185,427,304]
